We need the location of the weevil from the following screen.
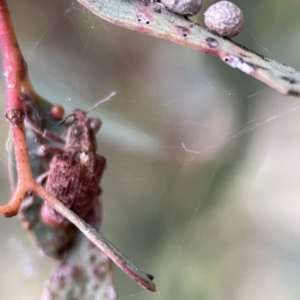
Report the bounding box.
[40,93,115,227]
[17,93,156,292]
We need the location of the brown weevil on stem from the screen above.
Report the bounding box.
[40,92,116,227]
[9,92,156,292]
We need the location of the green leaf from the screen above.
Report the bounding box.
[42,233,116,300]
[76,0,300,97]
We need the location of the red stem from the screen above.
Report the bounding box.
[0,0,30,216]
[0,0,26,122]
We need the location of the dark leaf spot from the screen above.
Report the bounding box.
[206,37,219,48]
[288,90,300,96]
[281,76,297,84]
[176,25,190,37]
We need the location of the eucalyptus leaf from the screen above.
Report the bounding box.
[76,0,300,97]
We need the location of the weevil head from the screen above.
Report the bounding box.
[62,92,115,152]
[65,109,97,152]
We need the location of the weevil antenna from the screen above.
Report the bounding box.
[59,113,74,125]
[59,91,116,124]
[86,91,116,114]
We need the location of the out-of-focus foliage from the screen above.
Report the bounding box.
[1,0,300,299]
[43,233,116,300]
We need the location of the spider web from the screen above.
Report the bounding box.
[1,0,300,299]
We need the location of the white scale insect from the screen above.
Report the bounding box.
[158,0,244,38]
[160,0,203,16]
[204,1,244,38]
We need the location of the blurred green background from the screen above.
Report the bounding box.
[1,0,300,299]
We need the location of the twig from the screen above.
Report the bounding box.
[0,0,30,216]
[35,183,156,292]
[0,0,25,124]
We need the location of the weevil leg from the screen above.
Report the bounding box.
[30,145,65,157]
[23,93,65,144]
[20,171,49,212]
[36,170,49,184]
[25,117,65,144]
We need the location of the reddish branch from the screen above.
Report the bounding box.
[0,0,47,217]
[0,0,31,216]
[0,0,25,123]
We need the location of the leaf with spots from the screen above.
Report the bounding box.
[42,233,116,300]
[76,0,300,97]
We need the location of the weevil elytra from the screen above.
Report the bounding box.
[40,93,116,227]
